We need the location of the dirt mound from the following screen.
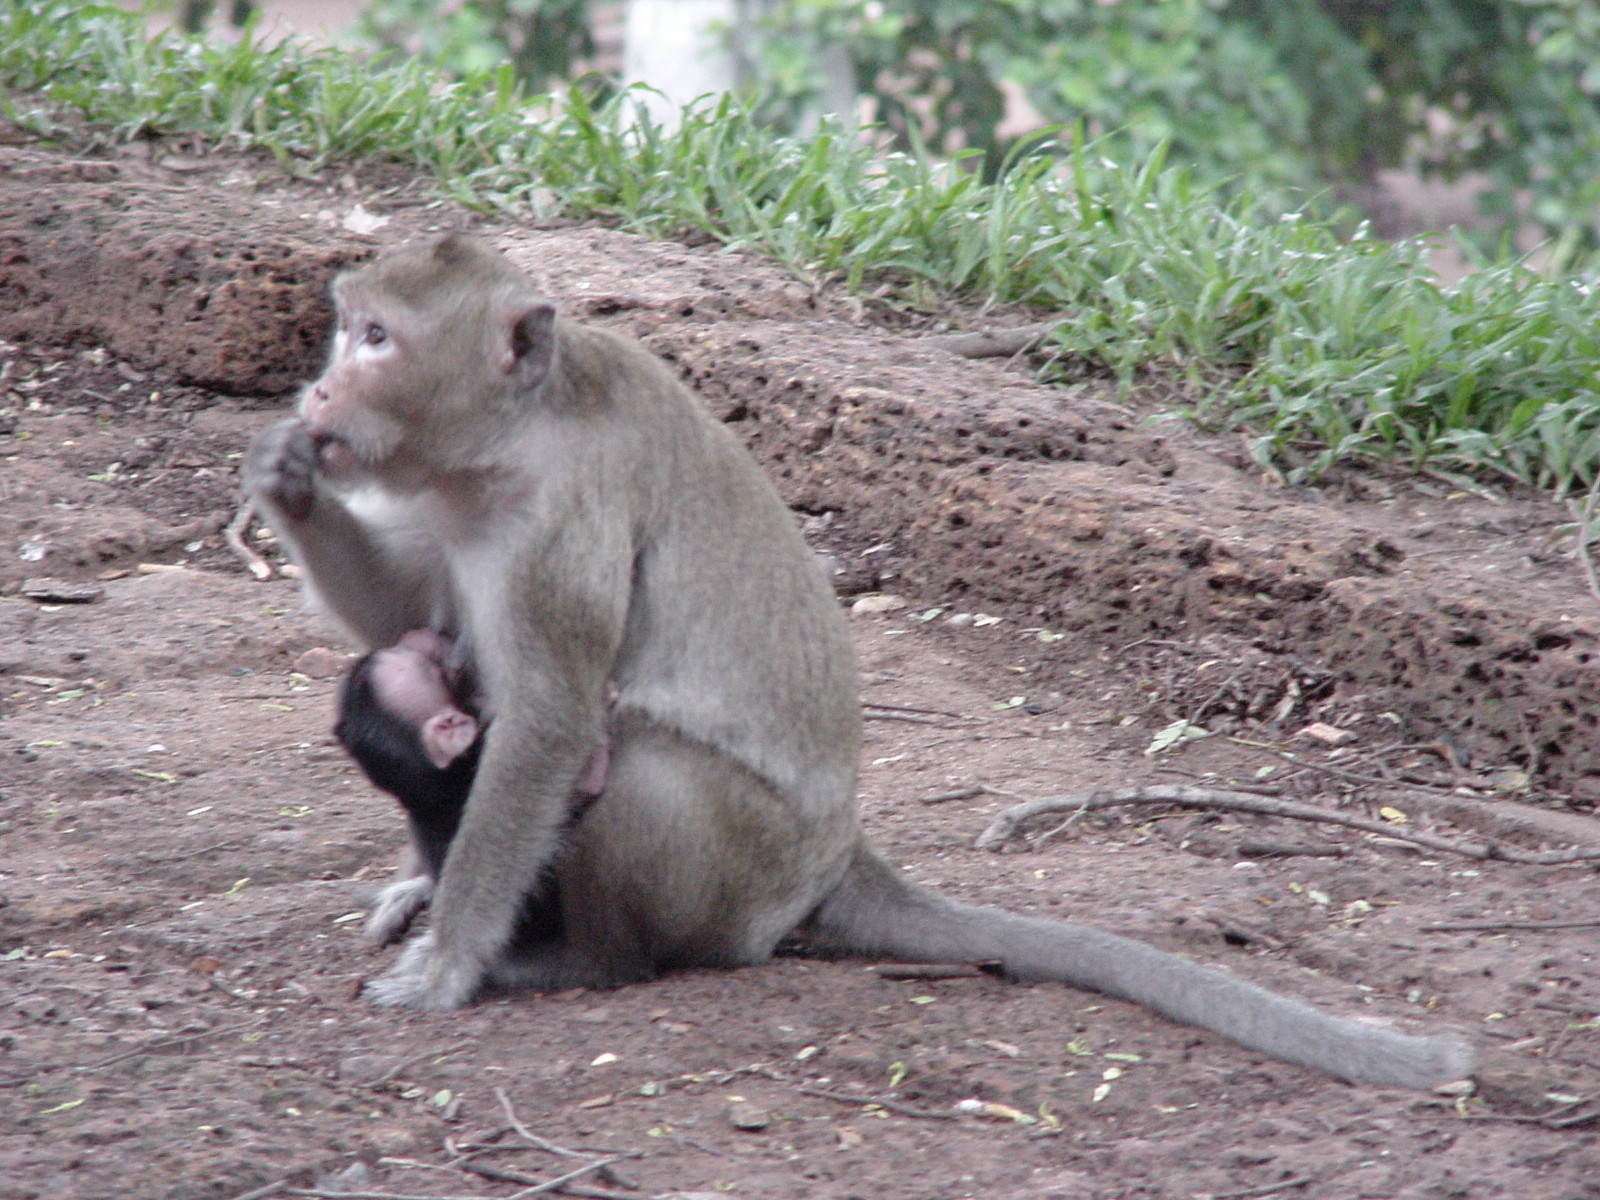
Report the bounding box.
[3,146,1597,802]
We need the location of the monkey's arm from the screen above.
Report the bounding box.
[364,679,614,1008]
[245,418,437,645]
[365,524,632,1009]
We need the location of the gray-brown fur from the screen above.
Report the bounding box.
[245,236,1471,1089]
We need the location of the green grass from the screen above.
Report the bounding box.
[5,0,1600,492]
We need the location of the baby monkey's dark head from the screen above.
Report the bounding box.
[336,632,482,819]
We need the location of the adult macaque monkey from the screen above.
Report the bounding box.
[246,235,1470,1089]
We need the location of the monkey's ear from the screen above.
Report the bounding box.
[421,709,480,770]
[503,301,557,390]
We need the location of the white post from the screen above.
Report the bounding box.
[622,0,739,128]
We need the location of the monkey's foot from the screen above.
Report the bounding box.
[364,876,434,945]
[361,932,481,1010]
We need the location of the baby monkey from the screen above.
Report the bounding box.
[336,631,608,945]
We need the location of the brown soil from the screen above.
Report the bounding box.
[1,144,1598,1200]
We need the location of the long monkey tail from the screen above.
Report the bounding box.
[807,842,1473,1090]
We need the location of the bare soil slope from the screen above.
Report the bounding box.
[1,145,1598,1199]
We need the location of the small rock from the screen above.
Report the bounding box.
[1298,721,1355,747]
[944,612,975,628]
[726,1101,770,1131]
[336,1054,396,1083]
[766,1020,819,1046]
[1473,1056,1563,1114]
[295,646,353,679]
[313,1161,373,1195]
[20,578,101,604]
[851,592,907,615]
[361,1125,424,1157]
[341,205,389,235]
[820,557,878,597]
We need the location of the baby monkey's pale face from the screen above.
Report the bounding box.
[368,632,480,769]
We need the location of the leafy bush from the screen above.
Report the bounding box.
[750,0,1600,251]
[354,0,596,93]
[754,0,1329,212]
[347,1,1600,252]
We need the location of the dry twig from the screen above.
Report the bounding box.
[1153,765,1283,796]
[1420,918,1600,933]
[226,499,274,581]
[364,1042,477,1088]
[919,319,1063,359]
[167,837,246,861]
[1465,1088,1600,1130]
[204,973,255,1003]
[918,730,1036,752]
[671,1134,750,1161]
[79,1019,262,1071]
[1533,997,1600,1016]
[919,785,985,805]
[864,711,950,726]
[492,1088,639,1190]
[800,1086,960,1120]
[493,1088,591,1158]
[1211,1178,1314,1200]
[864,700,971,720]
[285,1190,483,1200]
[871,962,993,980]
[460,1154,640,1197]
[1225,737,1427,792]
[974,785,1600,865]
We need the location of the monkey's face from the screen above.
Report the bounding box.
[301,238,560,481]
[299,289,432,479]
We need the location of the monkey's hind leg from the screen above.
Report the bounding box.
[489,714,845,993]
[485,938,656,992]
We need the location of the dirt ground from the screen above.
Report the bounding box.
[2,144,1599,1200]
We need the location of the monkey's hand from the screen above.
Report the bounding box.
[245,417,319,522]
[365,876,435,945]
[362,931,482,1010]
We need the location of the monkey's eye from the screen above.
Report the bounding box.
[362,323,389,347]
